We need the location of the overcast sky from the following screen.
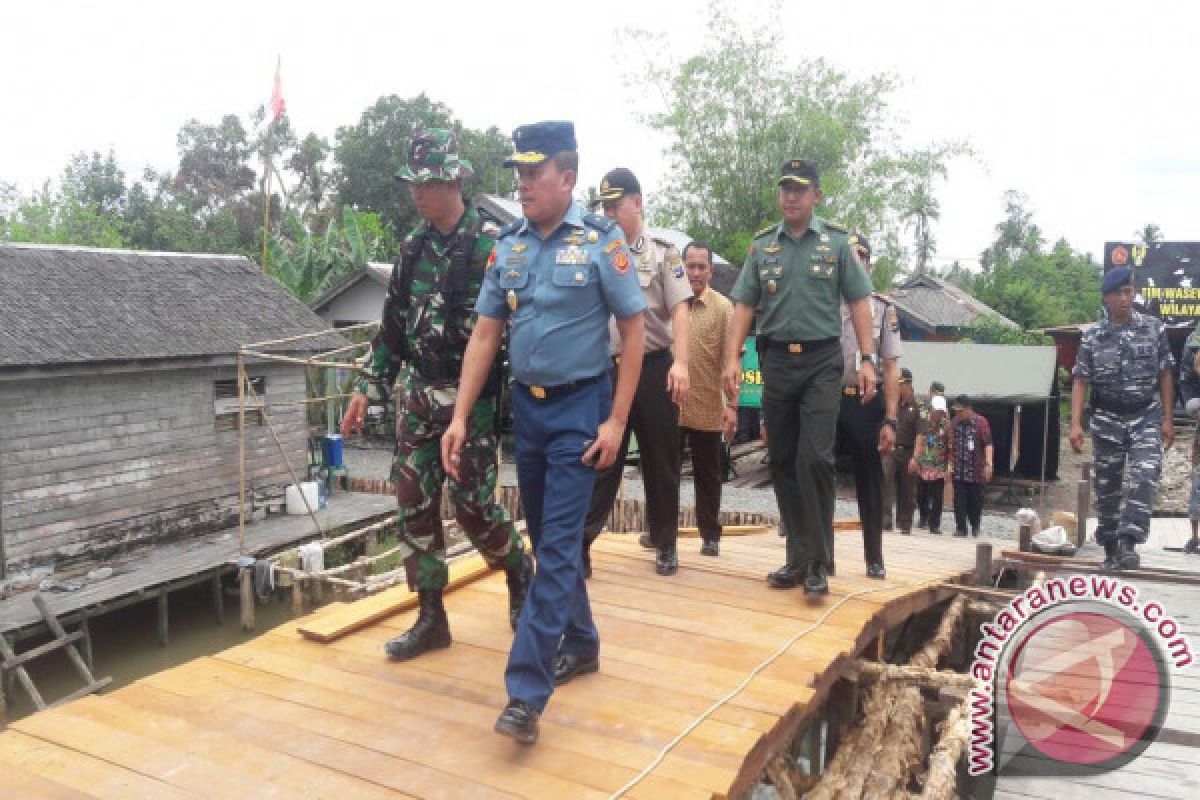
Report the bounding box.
[4,0,1197,268]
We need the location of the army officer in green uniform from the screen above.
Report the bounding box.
[724,158,877,595]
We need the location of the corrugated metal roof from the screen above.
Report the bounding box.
[0,244,340,369]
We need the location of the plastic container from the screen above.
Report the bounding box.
[321,434,344,468]
[285,482,321,515]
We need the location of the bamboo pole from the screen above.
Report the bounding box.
[237,354,247,554]
[240,321,377,351]
[239,351,367,370]
[242,376,323,537]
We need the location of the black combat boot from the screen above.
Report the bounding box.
[384,589,451,660]
[1116,536,1141,571]
[505,552,534,631]
[1101,540,1120,571]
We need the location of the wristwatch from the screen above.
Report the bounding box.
[883,417,898,430]
[860,353,876,367]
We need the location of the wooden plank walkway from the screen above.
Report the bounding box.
[0,527,978,798]
[0,492,395,638]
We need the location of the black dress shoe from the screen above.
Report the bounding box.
[700,540,719,557]
[655,545,678,575]
[495,699,539,745]
[767,563,803,589]
[899,528,911,536]
[917,517,929,529]
[554,651,599,685]
[638,533,655,549]
[866,562,886,580]
[804,561,829,595]
[1116,536,1141,570]
[1101,540,1119,570]
[953,530,968,537]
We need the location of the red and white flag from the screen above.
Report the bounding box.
[270,58,285,121]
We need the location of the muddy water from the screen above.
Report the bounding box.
[3,581,300,721]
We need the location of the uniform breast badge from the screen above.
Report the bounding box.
[507,290,518,311]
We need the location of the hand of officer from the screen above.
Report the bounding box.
[877,424,895,456]
[722,360,740,406]
[667,361,690,406]
[341,392,369,437]
[1163,420,1175,450]
[858,360,878,403]
[1068,423,1085,454]
[441,418,468,481]
[721,406,738,440]
[584,418,625,470]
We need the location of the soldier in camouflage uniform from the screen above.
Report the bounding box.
[342,128,532,661]
[1070,266,1174,571]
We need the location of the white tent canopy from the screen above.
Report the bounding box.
[901,342,1057,402]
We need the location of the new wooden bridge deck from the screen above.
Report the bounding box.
[0,529,981,799]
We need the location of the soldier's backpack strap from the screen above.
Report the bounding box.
[442,213,482,300]
[393,228,428,312]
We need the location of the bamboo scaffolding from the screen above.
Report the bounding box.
[239,320,377,351]
[242,375,323,537]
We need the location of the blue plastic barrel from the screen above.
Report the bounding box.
[321,434,344,468]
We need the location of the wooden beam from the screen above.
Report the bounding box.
[973,542,993,586]
[239,568,255,632]
[156,589,169,646]
[0,631,84,671]
[211,570,225,626]
[844,660,979,692]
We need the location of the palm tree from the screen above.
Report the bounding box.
[1137,223,1162,245]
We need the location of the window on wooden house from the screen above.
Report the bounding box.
[214,377,266,432]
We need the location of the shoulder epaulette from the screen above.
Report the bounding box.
[754,223,777,239]
[480,219,500,238]
[825,219,849,233]
[583,212,615,232]
[497,219,523,239]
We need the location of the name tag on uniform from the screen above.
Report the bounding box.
[556,246,589,266]
[505,256,526,267]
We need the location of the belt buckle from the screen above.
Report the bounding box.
[529,385,547,399]
[787,343,804,354]
[843,386,857,397]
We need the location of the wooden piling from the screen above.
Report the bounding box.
[1076,477,1089,548]
[239,568,255,631]
[211,570,225,625]
[974,542,993,586]
[1018,523,1032,553]
[156,589,169,646]
[79,614,94,672]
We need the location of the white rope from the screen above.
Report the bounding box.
[607,579,939,799]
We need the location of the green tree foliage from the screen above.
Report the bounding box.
[938,190,1101,329]
[332,93,515,242]
[1138,223,1162,245]
[627,0,968,286]
[267,204,394,302]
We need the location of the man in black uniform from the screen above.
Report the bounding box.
[835,234,900,579]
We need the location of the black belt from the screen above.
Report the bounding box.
[1093,396,1156,415]
[761,336,838,355]
[613,347,671,366]
[518,373,604,400]
[895,442,915,451]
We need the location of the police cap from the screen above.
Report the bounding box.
[778,158,820,188]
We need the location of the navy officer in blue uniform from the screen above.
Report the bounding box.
[442,120,646,745]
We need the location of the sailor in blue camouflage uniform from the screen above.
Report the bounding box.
[1178,322,1200,554]
[1070,266,1174,570]
[442,120,646,745]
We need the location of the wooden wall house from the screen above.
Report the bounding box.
[0,244,337,579]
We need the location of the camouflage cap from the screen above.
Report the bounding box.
[395,128,474,184]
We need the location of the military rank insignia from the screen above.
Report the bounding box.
[611,250,631,274]
[512,243,528,253]
[586,230,599,243]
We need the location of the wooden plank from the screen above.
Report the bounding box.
[0,729,197,799]
[0,761,94,799]
[298,552,494,642]
[60,694,404,800]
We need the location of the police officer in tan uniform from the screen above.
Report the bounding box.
[835,233,901,579]
[582,167,693,576]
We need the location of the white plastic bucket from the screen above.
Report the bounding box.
[286,482,320,515]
